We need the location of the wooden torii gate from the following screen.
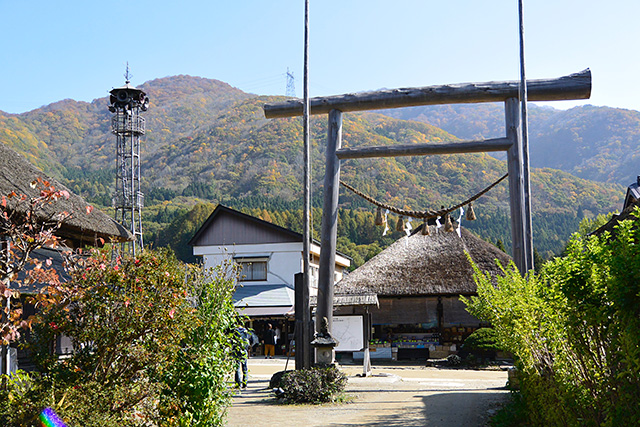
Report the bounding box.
[263,69,592,336]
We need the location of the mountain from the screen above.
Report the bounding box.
[382,103,640,186]
[10,75,251,174]
[0,75,629,261]
[142,96,620,216]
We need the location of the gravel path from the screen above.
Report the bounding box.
[226,358,510,426]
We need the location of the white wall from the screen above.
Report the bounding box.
[194,241,350,289]
[194,242,303,287]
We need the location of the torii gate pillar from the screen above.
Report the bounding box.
[316,109,343,331]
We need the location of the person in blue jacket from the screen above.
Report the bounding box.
[234,326,251,388]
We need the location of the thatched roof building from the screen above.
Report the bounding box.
[336,227,511,297]
[332,226,512,359]
[0,143,131,247]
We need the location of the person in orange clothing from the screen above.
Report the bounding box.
[262,323,277,358]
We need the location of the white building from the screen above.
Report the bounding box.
[189,205,351,319]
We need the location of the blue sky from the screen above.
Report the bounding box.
[1,1,639,114]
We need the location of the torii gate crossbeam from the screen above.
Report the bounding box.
[263,69,591,336]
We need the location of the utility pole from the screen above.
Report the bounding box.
[298,0,313,370]
[518,0,534,272]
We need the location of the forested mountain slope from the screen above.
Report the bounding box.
[7,76,250,173]
[383,103,640,186]
[0,76,628,262]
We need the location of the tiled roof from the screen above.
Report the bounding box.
[233,284,294,307]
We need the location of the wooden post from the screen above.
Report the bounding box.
[316,109,342,334]
[519,0,534,272]
[294,272,311,369]
[263,70,591,331]
[301,0,313,369]
[505,98,528,275]
[362,307,372,376]
[1,295,9,376]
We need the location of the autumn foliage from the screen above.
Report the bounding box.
[0,178,74,346]
[3,249,240,426]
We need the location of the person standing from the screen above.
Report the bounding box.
[234,326,250,388]
[275,325,281,344]
[263,323,276,359]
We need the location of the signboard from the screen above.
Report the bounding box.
[333,315,364,352]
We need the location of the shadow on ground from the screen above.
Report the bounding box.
[327,391,510,427]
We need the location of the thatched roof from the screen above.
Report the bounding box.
[335,227,512,297]
[0,143,132,246]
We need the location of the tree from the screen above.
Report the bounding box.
[3,249,241,426]
[158,261,240,426]
[463,207,640,426]
[153,203,215,262]
[532,247,544,269]
[1,178,75,353]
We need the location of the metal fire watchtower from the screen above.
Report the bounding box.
[108,80,149,255]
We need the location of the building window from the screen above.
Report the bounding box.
[236,258,268,281]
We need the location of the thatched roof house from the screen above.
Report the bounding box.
[332,226,512,359]
[0,143,133,372]
[0,143,131,247]
[336,227,511,297]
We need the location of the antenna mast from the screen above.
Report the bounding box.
[124,61,132,83]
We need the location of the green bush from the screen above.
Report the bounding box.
[463,328,501,353]
[463,207,640,426]
[1,248,240,427]
[461,328,501,362]
[489,391,529,427]
[278,366,347,404]
[158,262,240,427]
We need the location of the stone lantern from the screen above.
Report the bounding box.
[310,317,339,366]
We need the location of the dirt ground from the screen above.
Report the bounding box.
[226,357,510,427]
